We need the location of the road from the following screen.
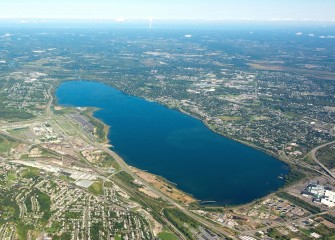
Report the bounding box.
[310,141,335,181]
[90,135,335,239]
[0,83,235,239]
[101,147,236,239]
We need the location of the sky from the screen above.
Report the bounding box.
[0,0,334,21]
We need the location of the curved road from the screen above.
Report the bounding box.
[2,82,235,239]
[310,140,335,181]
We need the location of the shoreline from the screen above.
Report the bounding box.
[81,107,111,144]
[175,105,287,164]
[54,79,291,207]
[130,166,198,205]
[55,79,287,163]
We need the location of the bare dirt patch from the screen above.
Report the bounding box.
[131,167,197,205]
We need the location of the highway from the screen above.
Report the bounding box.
[310,141,335,181]
[0,83,236,239]
[2,80,334,239]
[101,147,236,239]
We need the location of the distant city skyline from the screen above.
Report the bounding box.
[0,0,334,21]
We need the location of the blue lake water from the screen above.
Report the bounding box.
[56,80,289,205]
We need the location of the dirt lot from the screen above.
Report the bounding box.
[131,167,197,205]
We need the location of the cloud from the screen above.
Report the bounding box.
[319,35,335,39]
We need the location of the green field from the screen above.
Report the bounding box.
[22,167,40,179]
[158,231,178,240]
[0,135,19,153]
[114,235,122,240]
[8,127,30,139]
[218,115,242,121]
[54,117,78,136]
[316,144,335,169]
[163,208,199,240]
[88,181,104,195]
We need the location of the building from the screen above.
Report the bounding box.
[301,181,335,207]
[321,190,335,207]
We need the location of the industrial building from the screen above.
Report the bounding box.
[301,181,335,207]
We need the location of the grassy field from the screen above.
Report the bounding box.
[316,144,335,169]
[219,115,242,121]
[163,208,199,240]
[22,167,40,179]
[158,231,178,240]
[6,173,17,187]
[8,127,30,139]
[100,154,120,170]
[0,135,19,153]
[114,235,122,240]
[53,106,77,115]
[88,181,104,195]
[54,117,78,136]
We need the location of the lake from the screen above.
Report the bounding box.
[56,80,289,205]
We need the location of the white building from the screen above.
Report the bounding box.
[321,190,335,207]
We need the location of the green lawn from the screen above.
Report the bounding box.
[8,127,30,139]
[6,173,17,187]
[22,167,40,179]
[0,135,19,153]
[219,115,242,121]
[158,231,178,240]
[88,181,103,195]
[7,173,16,182]
[114,235,122,240]
[57,119,78,136]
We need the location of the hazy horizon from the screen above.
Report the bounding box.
[0,0,334,22]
